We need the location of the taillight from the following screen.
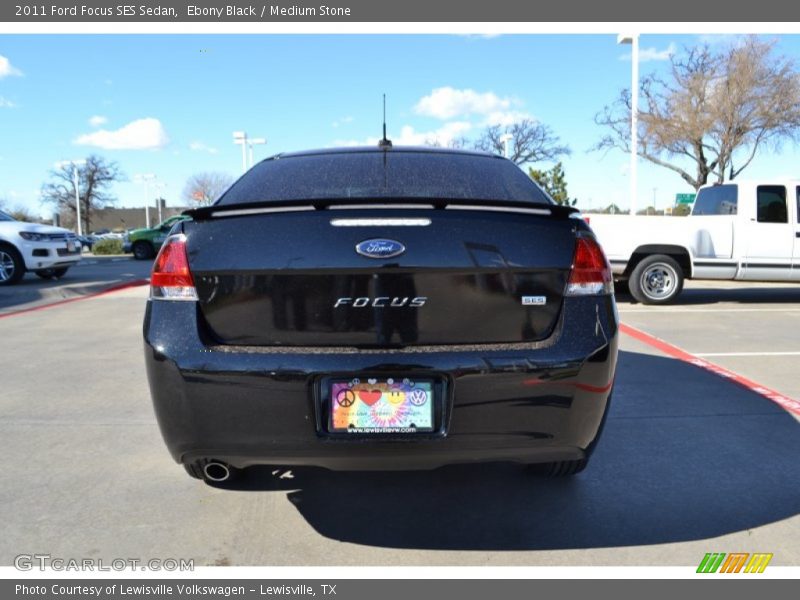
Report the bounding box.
[566,236,613,296]
[150,234,197,301]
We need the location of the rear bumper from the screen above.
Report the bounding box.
[143,296,618,471]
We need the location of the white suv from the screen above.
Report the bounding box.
[0,210,82,285]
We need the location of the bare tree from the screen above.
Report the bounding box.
[183,172,234,207]
[41,155,124,232]
[422,136,472,150]
[474,119,570,166]
[594,37,800,190]
[0,198,37,222]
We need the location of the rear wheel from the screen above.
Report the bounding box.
[35,267,70,280]
[132,240,155,260]
[0,245,25,286]
[629,254,684,305]
[528,458,589,477]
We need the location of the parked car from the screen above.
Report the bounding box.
[0,210,82,285]
[124,215,190,260]
[77,234,99,251]
[144,146,619,483]
[587,180,800,304]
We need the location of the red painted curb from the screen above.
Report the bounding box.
[620,322,800,417]
[0,279,150,320]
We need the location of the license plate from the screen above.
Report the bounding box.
[328,377,435,434]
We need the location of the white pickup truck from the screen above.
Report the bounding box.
[587,179,800,304]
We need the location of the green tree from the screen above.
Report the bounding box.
[528,162,577,206]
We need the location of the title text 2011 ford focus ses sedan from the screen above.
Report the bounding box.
[143,146,618,483]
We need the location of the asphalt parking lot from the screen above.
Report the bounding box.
[1,261,798,566]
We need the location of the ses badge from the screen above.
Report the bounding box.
[521,296,547,306]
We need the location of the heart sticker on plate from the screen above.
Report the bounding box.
[358,390,382,406]
[367,378,377,385]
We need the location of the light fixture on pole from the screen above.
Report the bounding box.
[152,182,167,223]
[247,137,266,168]
[618,33,639,216]
[134,173,156,228]
[499,133,513,159]
[233,131,248,173]
[55,159,87,236]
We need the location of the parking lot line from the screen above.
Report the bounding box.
[694,351,800,357]
[620,323,800,417]
[619,307,800,313]
[0,279,149,320]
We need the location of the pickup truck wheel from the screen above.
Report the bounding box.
[629,255,684,304]
[35,267,70,280]
[0,245,25,286]
[132,241,155,260]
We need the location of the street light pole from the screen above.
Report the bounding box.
[134,173,156,228]
[499,133,513,159]
[153,182,167,223]
[233,131,248,173]
[618,33,639,216]
[55,159,86,236]
[248,137,266,168]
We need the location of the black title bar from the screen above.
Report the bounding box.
[4,0,800,22]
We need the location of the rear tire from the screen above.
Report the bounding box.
[183,462,205,480]
[528,458,589,477]
[629,254,684,305]
[132,241,155,260]
[36,267,70,280]
[0,244,25,286]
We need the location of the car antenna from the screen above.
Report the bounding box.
[378,94,392,148]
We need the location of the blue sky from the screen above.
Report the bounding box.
[2,34,800,221]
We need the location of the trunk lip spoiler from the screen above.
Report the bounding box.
[184,198,578,221]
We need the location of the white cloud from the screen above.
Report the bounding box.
[697,34,746,47]
[0,96,16,109]
[483,110,532,127]
[620,43,677,63]
[333,121,473,148]
[414,87,518,120]
[74,117,169,150]
[332,116,354,128]
[189,141,218,154]
[460,34,502,40]
[88,115,107,127]
[0,55,22,78]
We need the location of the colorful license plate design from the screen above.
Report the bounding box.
[329,377,434,433]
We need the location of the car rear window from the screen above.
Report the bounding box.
[216,151,552,206]
[693,184,738,215]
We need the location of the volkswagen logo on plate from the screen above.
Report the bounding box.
[355,238,406,259]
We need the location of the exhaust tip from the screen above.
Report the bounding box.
[203,461,231,482]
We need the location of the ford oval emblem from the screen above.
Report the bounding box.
[355,238,406,259]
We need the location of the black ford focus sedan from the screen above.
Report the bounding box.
[143,145,618,483]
